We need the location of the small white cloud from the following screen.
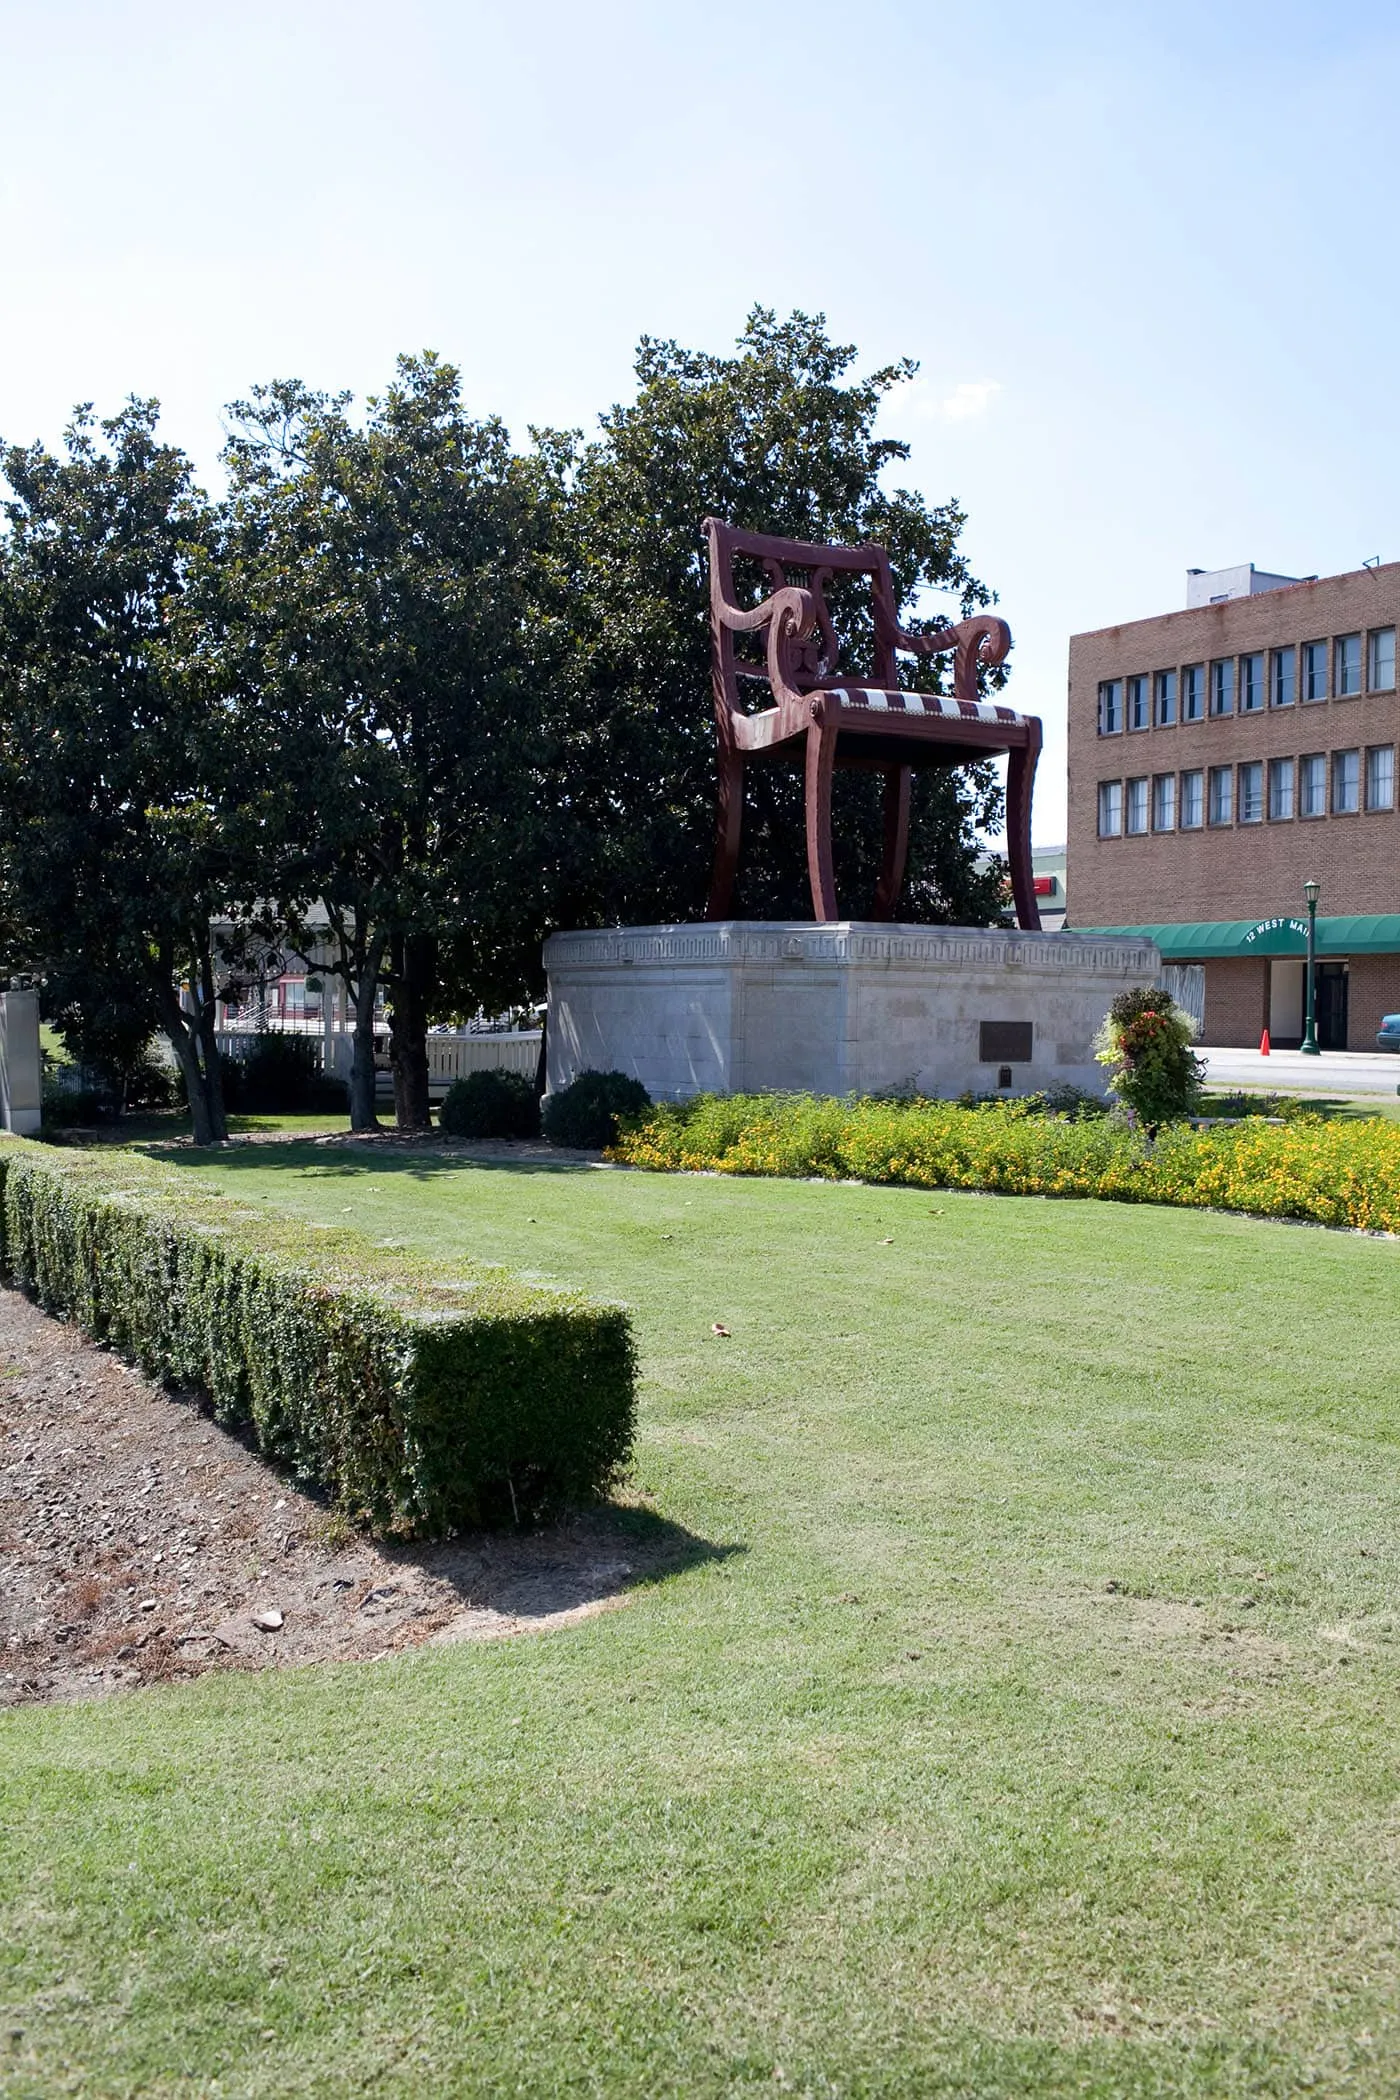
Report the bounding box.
[940,379,1002,421]
[882,375,1005,430]
[882,375,936,421]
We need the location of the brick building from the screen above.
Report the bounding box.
[1068,560,1400,1048]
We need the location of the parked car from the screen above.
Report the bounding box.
[1376,1015,1400,1051]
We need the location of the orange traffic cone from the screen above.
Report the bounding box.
[1260,1028,1271,1056]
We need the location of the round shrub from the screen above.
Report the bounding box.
[542,1069,651,1150]
[439,1067,540,1140]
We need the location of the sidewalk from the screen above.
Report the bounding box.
[1202,1046,1400,1097]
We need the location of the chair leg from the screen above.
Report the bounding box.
[805,723,839,920]
[872,766,911,920]
[707,748,743,920]
[1006,728,1042,931]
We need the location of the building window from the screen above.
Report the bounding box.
[1155,669,1177,726]
[1240,653,1264,711]
[1335,634,1362,697]
[1183,664,1204,721]
[1126,776,1148,833]
[1126,675,1148,731]
[1097,781,1123,836]
[1098,680,1122,735]
[1210,659,1235,716]
[1152,772,1176,831]
[1303,640,1328,701]
[1271,645,1296,707]
[1238,760,1263,823]
[1299,752,1326,816]
[1268,755,1295,820]
[1370,628,1396,692]
[1366,745,1395,811]
[1208,765,1233,825]
[1180,769,1204,828]
[1331,748,1360,814]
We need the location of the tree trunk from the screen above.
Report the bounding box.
[348,973,381,1133]
[193,936,229,1143]
[156,980,226,1148]
[315,914,383,1133]
[389,931,435,1132]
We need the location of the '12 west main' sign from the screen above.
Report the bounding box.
[1241,917,1310,953]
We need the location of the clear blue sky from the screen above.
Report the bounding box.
[4,0,1398,845]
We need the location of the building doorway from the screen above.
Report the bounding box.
[1315,962,1349,1050]
[1268,959,1305,1049]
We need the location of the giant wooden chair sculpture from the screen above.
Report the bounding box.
[705,517,1042,929]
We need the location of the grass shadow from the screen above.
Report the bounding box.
[377,1503,746,1625]
[137,1138,606,1180]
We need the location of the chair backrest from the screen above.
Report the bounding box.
[705,517,905,720]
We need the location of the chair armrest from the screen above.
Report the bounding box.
[895,613,1011,702]
[713,581,820,703]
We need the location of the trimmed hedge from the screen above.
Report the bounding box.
[0,1139,635,1536]
[610,1091,1400,1237]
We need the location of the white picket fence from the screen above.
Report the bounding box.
[215,1026,541,1100]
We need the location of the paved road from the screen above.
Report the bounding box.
[1202,1046,1400,1097]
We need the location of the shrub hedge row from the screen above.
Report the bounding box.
[610,1092,1400,1236]
[0,1139,635,1536]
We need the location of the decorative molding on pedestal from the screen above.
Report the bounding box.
[544,923,1158,976]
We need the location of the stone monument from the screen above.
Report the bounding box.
[544,521,1159,1101]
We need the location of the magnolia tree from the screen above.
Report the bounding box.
[0,404,251,1145]
[207,355,554,1132]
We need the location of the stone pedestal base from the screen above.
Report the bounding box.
[544,923,1161,1102]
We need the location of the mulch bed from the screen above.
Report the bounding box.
[0,1286,648,1710]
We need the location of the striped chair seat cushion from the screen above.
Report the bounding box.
[822,686,1028,729]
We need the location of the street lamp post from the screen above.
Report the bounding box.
[1300,877,1320,1055]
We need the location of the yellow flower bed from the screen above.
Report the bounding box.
[610,1095,1400,1235]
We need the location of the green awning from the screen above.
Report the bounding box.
[1078,914,1400,958]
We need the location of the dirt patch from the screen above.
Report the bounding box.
[0,1286,673,1709]
[1108,1592,1295,1676]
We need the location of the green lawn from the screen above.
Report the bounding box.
[5,1148,1400,2096]
[1201,1086,1400,1123]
